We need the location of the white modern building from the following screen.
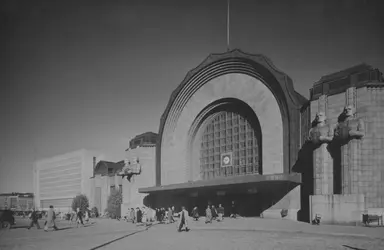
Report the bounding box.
[33,149,104,212]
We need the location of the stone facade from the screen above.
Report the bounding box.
[120,145,156,216]
[161,73,284,185]
[135,51,383,224]
[308,64,384,224]
[91,174,122,214]
[157,50,306,187]
[145,50,307,220]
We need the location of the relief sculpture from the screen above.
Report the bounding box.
[118,158,142,182]
[308,112,334,195]
[333,105,365,194]
[334,105,365,143]
[308,112,334,146]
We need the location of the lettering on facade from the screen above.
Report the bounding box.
[265,174,285,181]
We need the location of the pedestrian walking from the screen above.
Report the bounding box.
[44,205,58,231]
[177,206,190,232]
[167,207,174,224]
[76,207,84,227]
[27,208,40,230]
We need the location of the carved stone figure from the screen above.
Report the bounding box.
[308,112,334,195]
[118,158,142,182]
[308,112,334,146]
[334,105,365,143]
[334,105,365,195]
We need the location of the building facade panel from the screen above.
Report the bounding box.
[161,73,284,185]
[34,149,103,212]
[121,146,156,216]
[308,65,384,224]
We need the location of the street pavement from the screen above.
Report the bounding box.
[0,217,383,250]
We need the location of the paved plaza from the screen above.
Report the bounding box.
[0,217,383,250]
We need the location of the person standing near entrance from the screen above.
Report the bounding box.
[191,207,199,221]
[177,206,190,232]
[217,204,224,222]
[230,201,237,218]
[205,205,212,224]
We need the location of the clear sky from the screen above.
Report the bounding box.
[1,0,383,193]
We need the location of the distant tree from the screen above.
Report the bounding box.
[71,194,89,213]
[105,190,122,219]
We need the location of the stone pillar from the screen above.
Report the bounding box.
[341,87,362,195]
[313,144,333,195]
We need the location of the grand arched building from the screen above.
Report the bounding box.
[139,49,384,223]
[140,50,307,220]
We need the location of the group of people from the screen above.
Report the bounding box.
[69,207,91,227]
[155,207,176,224]
[123,205,189,232]
[123,201,238,232]
[27,205,58,232]
[192,201,238,224]
[192,204,225,223]
[27,206,91,231]
[125,206,156,225]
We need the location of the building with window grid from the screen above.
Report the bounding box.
[138,49,384,224]
[33,149,104,212]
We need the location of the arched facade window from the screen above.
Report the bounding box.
[199,109,261,180]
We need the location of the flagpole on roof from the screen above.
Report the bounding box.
[227,0,230,52]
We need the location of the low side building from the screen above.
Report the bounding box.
[33,149,104,212]
[0,193,34,211]
[90,160,124,214]
[120,132,156,217]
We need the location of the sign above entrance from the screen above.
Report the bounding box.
[221,152,233,167]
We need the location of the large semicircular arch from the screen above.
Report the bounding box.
[156,49,304,186]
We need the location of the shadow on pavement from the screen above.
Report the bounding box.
[88,223,157,250]
[342,245,367,250]
[11,225,29,229]
[56,227,73,231]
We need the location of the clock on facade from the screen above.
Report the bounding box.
[221,152,233,167]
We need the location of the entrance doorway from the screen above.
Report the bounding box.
[187,187,265,217]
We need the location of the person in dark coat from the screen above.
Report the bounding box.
[230,201,237,218]
[76,207,84,227]
[211,205,218,220]
[191,207,199,221]
[136,207,142,224]
[130,208,136,223]
[28,208,40,230]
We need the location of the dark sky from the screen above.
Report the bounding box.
[1,0,383,192]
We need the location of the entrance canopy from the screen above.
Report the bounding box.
[139,173,301,194]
